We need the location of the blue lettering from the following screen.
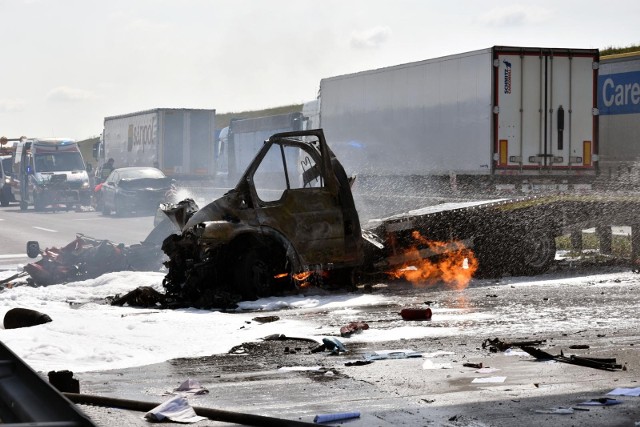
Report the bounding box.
[598,71,640,115]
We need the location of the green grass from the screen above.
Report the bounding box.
[601,44,640,56]
[556,233,631,258]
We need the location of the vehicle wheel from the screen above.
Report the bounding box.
[473,235,510,279]
[34,195,45,212]
[234,247,286,300]
[102,202,110,216]
[115,197,126,217]
[510,229,556,276]
[0,193,7,207]
[20,200,28,211]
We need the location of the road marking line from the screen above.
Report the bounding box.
[0,254,30,259]
[33,226,58,233]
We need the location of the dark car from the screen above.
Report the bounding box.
[101,167,173,216]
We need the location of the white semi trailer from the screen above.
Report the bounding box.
[313,46,599,193]
[96,108,216,178]
[598,51,640,183]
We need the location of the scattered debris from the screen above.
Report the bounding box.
[339,321,369,337]
[110,286,166,308]
[422,359,452,370]
[345,360,373,367]
[144,395,206,423]
[48,370,79,393]
[322,337,347,355]
[364,349,422,361]
[174,379,209,396]
[313,411,360,424]
[4,308,52,329]
[608,387,640,397]
[475,367,500,374]
[463,362,483,369]
[569,344,590,349]
[278,366,323,372]
[252,316,280,324]
[400,307,432,320]
[482,338,545,352]
[521,346,623,371]
[22,234,163,287]
[577,398,623,406]
[533,407,574,415]
[471,376,506,383]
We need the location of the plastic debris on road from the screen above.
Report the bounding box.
[608,387,640,397]
[144,395,206,423]
[313,411,360,423]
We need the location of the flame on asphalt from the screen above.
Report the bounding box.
[386,231,478,290]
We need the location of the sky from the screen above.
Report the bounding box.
[1,0,638,141]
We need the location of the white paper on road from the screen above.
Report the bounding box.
[472,376,506,383]
[278,366,322,372]
[607,387,640,396]
[422,359,452,369]
[364,349,422,360]
[475,367,500,374]
[422,351,455,358]
[144,395,205,423]
[503,348,530,356]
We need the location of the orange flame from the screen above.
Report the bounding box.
[387,231,478,290]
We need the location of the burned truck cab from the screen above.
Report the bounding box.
[161,130,364,305]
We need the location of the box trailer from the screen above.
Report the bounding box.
[317,46,599,190]
[216,112,305,185]
[598,51,640,181]
[97,108,216,178]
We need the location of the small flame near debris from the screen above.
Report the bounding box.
[387,231,478,290]
[274,271,315,288]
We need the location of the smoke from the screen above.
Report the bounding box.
[350,26,392,49]
[0,98,26,112]
[477,5,550,27]
[47,86,96,103]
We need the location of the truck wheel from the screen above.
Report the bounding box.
[473,236,510,279]
[0,193,7,207]
[510,230,556,276]
[20,200,28,211]
[34,195,45,212]
[234,246,292,300]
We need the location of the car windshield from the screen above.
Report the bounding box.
[119,168,165,180]
[34,152,85,172]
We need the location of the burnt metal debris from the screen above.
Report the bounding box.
[483,338,623,371]
[22,234,164,287]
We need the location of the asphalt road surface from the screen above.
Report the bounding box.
[0,202,160,269]
[72,263,640,427]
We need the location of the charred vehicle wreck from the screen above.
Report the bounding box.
[159,130,368,307]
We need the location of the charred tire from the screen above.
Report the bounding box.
[234,246,290,300]
[510,230,556,277]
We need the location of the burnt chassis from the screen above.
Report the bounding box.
[160,130,365,306]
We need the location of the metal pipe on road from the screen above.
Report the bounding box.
[64,392,318,427]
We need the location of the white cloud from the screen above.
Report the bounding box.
[350,26,392,49]
[0,99,26,112]
[477,5,550,27]
[47,87,95,103]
